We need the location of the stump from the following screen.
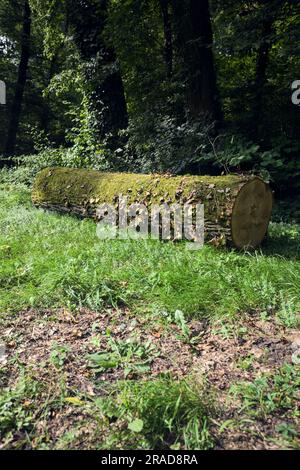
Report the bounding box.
[32,168,273,249]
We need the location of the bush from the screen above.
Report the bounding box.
[0,146,109,187]
[120,115,214,174]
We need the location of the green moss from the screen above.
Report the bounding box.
[32,167,245,207]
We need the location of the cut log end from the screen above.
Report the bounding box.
[231,178,273,249]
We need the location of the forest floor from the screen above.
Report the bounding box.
[0,183,300,450]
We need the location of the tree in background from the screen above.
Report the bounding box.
[70,0,128,143]
[0,0,78,159]
[0,0,299,191]
[159,0,173,79]
[172,0,222,124]
[252,0,299,141]
[4,0,31,158]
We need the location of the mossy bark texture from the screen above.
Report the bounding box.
[32,167,273,249]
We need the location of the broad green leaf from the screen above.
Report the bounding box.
[128,418,144,433]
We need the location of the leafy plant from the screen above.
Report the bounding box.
[0,375,37,435]
[50,343,71,368]
[87,337,159,377]
[230,364,300,420]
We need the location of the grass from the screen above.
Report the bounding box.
[230,364,300,420]
[1,182,300,450]
[96,378,214,450]
[1,183,300,325]
[0,370,212,450]
[229,364,300,449]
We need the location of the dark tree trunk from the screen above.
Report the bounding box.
[159,0,173,78]
[4,0,31,159]
[252,0,282,140]
[95,66,128,137]
[71,0,128,141]
[172,0,222,124]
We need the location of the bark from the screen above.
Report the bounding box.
[32,167,273,249]
[92,47,128,137]
[252,0,284,140]
[71,0,128,140]
[172,0,222,124]
[4,0,31,159]
[159,0,173,78]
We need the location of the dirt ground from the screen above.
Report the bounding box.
[1,307,299,449]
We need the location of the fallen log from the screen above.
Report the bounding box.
[32,167,273,249]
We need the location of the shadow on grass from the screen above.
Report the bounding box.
[261,223,300,260]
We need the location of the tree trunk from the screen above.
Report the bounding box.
[4,0,31,159]
[32,168,273,249]
[252,11,275,140]
[159,0,173,78]
[252,0,283,140]
[71,0,128,141]
[93,49,128,138]
[172,0,222,124]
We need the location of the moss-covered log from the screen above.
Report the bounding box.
[32,167,273,249]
